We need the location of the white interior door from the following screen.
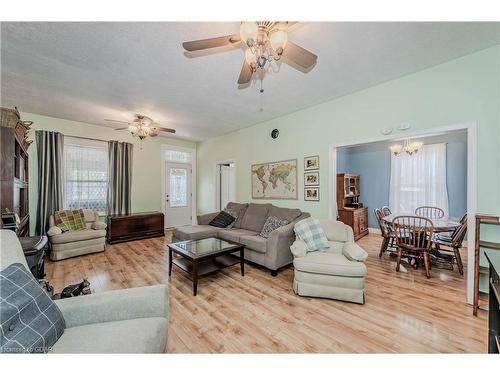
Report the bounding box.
[218,163,235,210]
[165,162,192,228]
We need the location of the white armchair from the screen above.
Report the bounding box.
[48,209,107,261]
[291,219,368,304]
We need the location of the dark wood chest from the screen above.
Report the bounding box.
[107,211,164,244]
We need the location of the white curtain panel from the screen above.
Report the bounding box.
[389,143,449,217]
[63,137,109,213]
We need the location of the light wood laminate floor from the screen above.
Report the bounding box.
[44,233,487,353]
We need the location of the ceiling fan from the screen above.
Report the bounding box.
[182,22,318,85]
[104,114,176,140]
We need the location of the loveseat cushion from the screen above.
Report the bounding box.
[49,229,107,244]
[51,317,167,353]
[217,229,257,243]
[293,252,367,277]
[240,203,272,232]
[268,206,302,222]
[226,202,248,228]
[240,235,267,254]
[172,225,219,241]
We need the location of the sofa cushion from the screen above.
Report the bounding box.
[240,235,268,254]
[209,211,236,228]
[172,225,219,241]
[51,317,167,353]
[217,229,257,243]
[293,252,367,277]
[54,209,86,232]
[260,216,289,238]
[268,206,302,223]
[226,202,248,228]
[49,229,107,244]
[240,203,272,232]
[293,218,329,251]
[0,263,66,353]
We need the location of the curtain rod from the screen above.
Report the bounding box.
[65,135,109,143]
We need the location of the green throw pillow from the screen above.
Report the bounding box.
[54,209,86,232]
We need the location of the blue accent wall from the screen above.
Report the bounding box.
[337,132,467,228]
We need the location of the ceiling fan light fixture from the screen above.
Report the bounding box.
[270,29,288,52]
[240,22,258,45]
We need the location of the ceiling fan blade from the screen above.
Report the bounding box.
[113,127,129,131]
[182,35,241,52]
[154,126,176,134]
[282,41,317,69]
[237,60,253,85]
[151,123,176,133]
[104,118,131,124]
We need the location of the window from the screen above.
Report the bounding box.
[389,143,449,216]
[165,149,192,163]
[63,138,108,213]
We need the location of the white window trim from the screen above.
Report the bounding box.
[161,144,197,226]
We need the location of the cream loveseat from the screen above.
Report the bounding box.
[47,209,106,261]
[173,202,310,275]
[0,230,168,353]
[290,219,368,304]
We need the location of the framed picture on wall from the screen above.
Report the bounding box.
[304,155,319,170]
[304,187,320,201]
[304,171,319,186]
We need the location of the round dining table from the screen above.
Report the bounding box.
[381,213,460,233]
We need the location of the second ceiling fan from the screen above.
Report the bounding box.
[182,22,318,85]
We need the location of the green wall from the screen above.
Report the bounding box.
[197,45,500,218]
[23,112,196,234]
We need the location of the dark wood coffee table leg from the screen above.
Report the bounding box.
[240,248,245,276]
[168,247,173,277]
[192,259,198,296]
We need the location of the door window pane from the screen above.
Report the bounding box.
[170,168,188,207]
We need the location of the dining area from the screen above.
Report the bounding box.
[374,205,468,278]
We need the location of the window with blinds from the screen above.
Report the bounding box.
[63,138,108,213]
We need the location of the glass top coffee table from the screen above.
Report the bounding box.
[167,237,245,296]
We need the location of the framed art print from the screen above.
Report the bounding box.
[304,155,319,171]
[304,171,319,186]
[304,187,320,201]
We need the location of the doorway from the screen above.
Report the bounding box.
[328,122,477,303]
[162,145,196,229]
[215,161,236,211]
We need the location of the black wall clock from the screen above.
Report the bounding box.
[271,129,279,139]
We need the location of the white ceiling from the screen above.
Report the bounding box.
[1,22,499,141]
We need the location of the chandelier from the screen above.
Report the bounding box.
[389,139,424,156]
[127,115,159,140]
[240,22,288,74]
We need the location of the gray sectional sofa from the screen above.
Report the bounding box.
[173,202,310,275]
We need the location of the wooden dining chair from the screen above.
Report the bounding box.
[374,208,396,258]
[415,206,445,219]
[432,214,467,275]
[392,215,434,278]
[381,206,392,217]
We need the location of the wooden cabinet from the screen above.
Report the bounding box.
[0,107,31,236]
[337,173,368,240]
[338,207,369,241]
[107,211,164,244]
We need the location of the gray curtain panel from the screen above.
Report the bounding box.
[107,141,133,215]
[35,131,64,235]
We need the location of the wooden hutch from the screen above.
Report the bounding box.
[336,173,368,240]
[0,107,32,236]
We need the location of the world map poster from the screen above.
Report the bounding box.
[251,159,298,199]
